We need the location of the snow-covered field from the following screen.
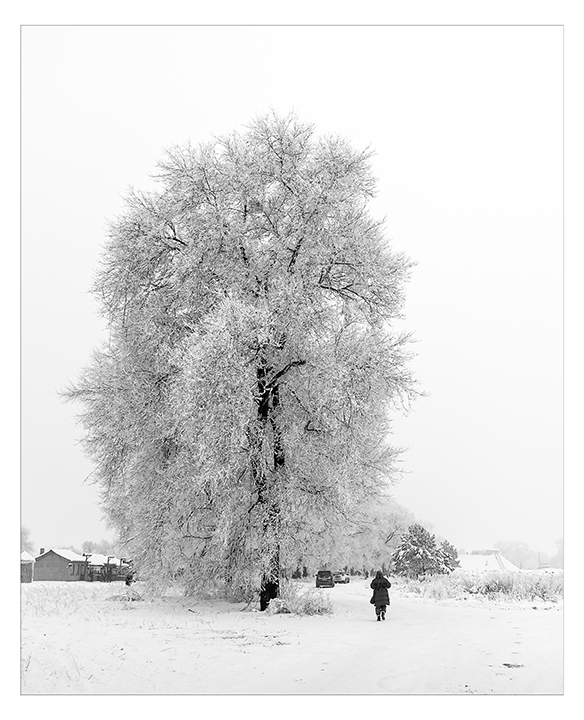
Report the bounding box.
[20,577,562,696]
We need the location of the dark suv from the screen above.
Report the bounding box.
[315,570,335,588]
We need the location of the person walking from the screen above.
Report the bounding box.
[370,570,391,621]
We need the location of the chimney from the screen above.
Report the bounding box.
[39,547,45,555]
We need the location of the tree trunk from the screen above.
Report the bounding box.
[253,363,283,610]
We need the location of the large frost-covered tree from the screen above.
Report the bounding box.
[66,113,418,604]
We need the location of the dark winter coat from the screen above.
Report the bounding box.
[370,576,391,607]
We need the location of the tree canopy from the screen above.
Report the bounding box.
[82,539,120,556]
[493,539,545,570]
[66,113,419,598]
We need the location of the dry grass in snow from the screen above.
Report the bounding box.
[21,577,563,695]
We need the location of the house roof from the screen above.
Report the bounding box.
[456,551,519,573]
[35,548,121,566]
[21,551,35,563]
[36,548,86,562]
[86,553,121,567]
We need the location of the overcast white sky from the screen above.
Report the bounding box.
[21,25,563,557]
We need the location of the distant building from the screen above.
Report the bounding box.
[34,548,124,582]
[83,552,123,582]
[455,549,519,573]
[20,551,35,583]
[34,548,88,581]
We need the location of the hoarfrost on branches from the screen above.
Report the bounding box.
[65,112,420,600]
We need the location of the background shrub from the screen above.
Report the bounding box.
[271,580,333,615]
[392,571,563,603]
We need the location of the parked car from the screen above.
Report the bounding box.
[315,570,335,588]
[333,571,350,584]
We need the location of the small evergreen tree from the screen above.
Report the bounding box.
[439,539,460,572]
[391,524,452,578]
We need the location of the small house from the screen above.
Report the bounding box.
[20,551,35,583]
[33,548,126,582]
[34,548,88,581]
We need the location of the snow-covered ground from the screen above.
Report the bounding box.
[21,577,562,695]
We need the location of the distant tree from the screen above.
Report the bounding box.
[65,112,419,603]
[21,526,34,554]
[82,539,118,555]
[494,540,537,569]
[550,538,564,569]
[303,496,416,574]
[391,524,453,578]
[382,501,417,551]
[61,545,83,555]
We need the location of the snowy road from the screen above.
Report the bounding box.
[21,579,563,694]
[221,581,563,694]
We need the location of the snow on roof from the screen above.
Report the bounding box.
[456,551,519,573]
[86,553,121,567]
[37,548,86,562]
[35,548,122,565]
[21,551,35,563]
